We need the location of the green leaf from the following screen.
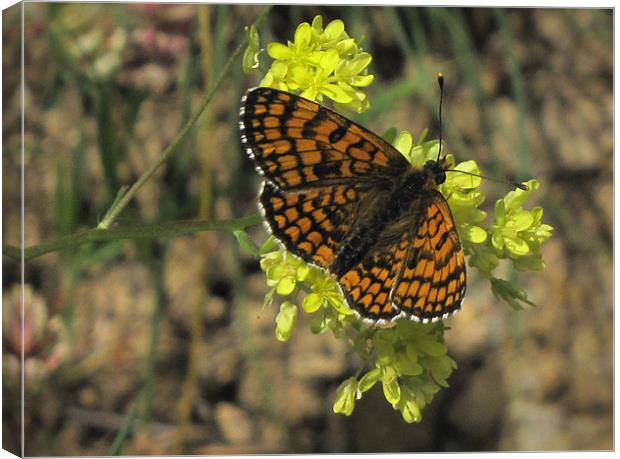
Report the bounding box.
[259,236,280,255]
[382,374,401,406]
[309,309,329,334]
[242,25,261,75]
[491,277,537,310]
[263,287,275,308]
[494,199,506,224]
[464,225,488,244]
[394,131,413,156]
[233,230,260,256]
[333,377,358,416]
[328,294,354,315]
[503,235,530,256]
[491,231,505,252]
[468,245,499,274]
[302,292,324,313]
[276,277,296,295]
[358,367,381,393]
[242,47,259,74]
[275,301,298,341]
[375,336,397,366]
[380,363,398,380]
[381,127,398,144]
[396,356,423,376]
[246,24,260,51]
[513,253,545,271]
[398,388,422,423]
[416,128,429,145]
[416,338,447,357]
[424,356,456,387]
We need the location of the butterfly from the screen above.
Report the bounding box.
[239,87,466,324]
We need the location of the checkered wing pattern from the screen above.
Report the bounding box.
[391,191,466,320]
[240,87,409,191]
[338,191,465,322]
[260,181,368,269]
[339,229,411,320]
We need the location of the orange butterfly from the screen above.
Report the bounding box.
[239,87,466,324]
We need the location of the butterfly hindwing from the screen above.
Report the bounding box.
[391,191,466,320]
[338,190,465,322]
[339,229,411,321]
[260,181,368,269]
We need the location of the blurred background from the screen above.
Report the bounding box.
[2,4,612,454]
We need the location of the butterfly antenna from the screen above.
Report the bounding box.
[437,73,444,162]
[445,169,529,191]
[436,73,527,191]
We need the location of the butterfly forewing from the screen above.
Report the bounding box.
[240,87,409,191]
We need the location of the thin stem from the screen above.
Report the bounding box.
[7,6,272,264]
[141,254,166,425]
[3,214,263,262]
[96,5,272,230]
[107,391,144,455]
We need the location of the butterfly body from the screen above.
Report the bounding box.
[330,161,447,278]
[240,87,466,324]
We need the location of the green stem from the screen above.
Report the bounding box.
[3,214,262,262]
[141,255,166,425]
[96,5,272,230]
[95,82,120,198]
[107,391,144,455]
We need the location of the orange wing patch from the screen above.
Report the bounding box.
[392,191,466,320]
[339,230,411,321]
[260,182,367,269]
[240,87,409,191]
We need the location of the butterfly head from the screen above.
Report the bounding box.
[424,159,447,185]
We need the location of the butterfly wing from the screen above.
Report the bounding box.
[240,87,409,191]
[339,190,465,322]
[391,190,466,321]
[338,229,411,321]
[260,181,375,269]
